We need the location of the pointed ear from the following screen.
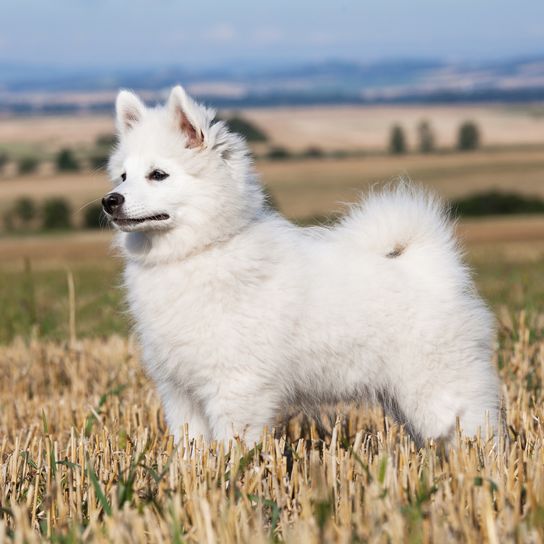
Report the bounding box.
[115,90,145,135]
[167,86,205,149]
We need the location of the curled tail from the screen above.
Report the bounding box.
[336,181,458,259]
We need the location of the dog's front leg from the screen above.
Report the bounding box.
[158,382,210,443]
[203,382,280,447]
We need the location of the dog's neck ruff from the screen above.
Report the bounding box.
[117,212,264,267]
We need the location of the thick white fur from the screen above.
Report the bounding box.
[107,86,500,446]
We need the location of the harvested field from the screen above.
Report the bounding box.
[3,215,544,266]
[260,148,544,218]
[241,104,544,151]
[0,115,115,154]
[1,146,543,224]
[0,231,115,264]
[2,104,543,154]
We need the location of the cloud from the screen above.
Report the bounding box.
[204,23,237,43]
[304,31,337,46]
[252,27,283,45]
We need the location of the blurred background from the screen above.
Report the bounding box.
[1,0,543,342]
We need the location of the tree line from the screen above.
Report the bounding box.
[0,117,485,178]
[390,120,480,154]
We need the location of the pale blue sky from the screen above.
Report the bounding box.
[1,0,543,68]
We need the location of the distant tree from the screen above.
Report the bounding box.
[267,146,291,160]
[302,146,325,159]
[95,133,117,148]
[90,153,109,170]
[417,120,435,153]
[3,210,14,231]
[13,197,37,227]
[0,151,8,173]
[83,203,104,229]
[42,198,71,230]
[389,125,407,154]
[330,150,351,159]
[225,116,268,142]
[454,190,544,216]
[56,148,80,172]
[457,121,480,151]
[18,156,39,175]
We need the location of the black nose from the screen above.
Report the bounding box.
[102,192,125,214]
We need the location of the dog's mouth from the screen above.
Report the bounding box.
[112,213,170,227]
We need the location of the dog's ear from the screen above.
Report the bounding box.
[167,86,205,149]
[115,90,145,135]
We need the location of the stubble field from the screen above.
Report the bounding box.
[0,309,543,542]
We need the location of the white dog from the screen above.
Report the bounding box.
[104,86,500,446]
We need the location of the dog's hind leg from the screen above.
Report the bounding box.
[382,374,500,449]
[375,388,425,447]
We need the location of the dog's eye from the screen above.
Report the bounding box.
[121,172,126,181]
[148,169,169,182]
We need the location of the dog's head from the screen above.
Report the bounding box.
[105,86,263,257]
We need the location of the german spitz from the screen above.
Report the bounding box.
[103,86,500,446]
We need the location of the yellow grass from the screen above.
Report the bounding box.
[1,146,544,224]
[0,311,542,542]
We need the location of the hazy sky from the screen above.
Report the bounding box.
[1,0,543,68]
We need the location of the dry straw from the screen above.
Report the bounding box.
[0,312,543,542]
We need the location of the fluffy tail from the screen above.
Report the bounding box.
[335,181,458,259]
